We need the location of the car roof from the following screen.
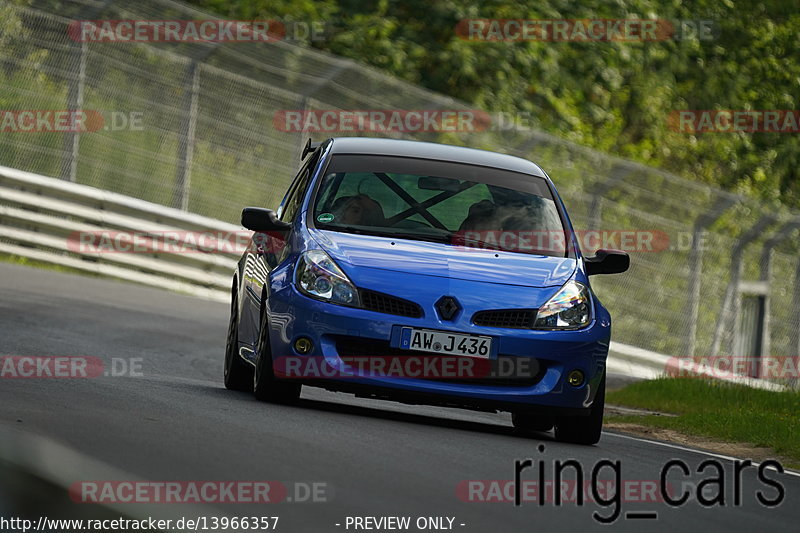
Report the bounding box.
[325,137,547,178]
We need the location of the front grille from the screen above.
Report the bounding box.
[333,336,545,388]
[472,309,537,329]
[359,289,423,318]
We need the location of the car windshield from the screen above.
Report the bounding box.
[312,155,567,257]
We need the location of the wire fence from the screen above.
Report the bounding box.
[1,0,798,385]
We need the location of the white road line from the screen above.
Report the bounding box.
[604,431,800,478]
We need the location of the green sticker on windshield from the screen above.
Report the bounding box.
[317,213,335,223]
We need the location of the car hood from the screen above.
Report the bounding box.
[309,229,576,288]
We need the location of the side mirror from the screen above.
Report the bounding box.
[241,208,292,232]
[585,249,630,275]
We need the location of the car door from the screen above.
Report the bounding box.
[239,154,319,350]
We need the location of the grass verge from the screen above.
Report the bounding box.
[0,253,102,278]
[606,377,800,468]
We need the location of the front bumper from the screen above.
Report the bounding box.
[266,265,610,413]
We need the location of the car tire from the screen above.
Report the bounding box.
[224,289,254,391]
[554,373,605,445]
[253,304,301,403]
[512,413,554,433]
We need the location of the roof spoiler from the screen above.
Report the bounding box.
[301,138,322,160]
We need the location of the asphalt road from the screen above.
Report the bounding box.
[0,262,797,533]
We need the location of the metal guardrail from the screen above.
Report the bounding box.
[0,164,789,390]
[0,164,240,303]
[607,342,786,391]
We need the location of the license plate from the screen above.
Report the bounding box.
[399,328,492,358]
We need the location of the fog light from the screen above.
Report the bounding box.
[567,369,585,387]
[294,337,313,354]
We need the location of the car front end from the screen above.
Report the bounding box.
[264,236,612,416]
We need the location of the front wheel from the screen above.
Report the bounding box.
[554,373,605,445]
[253,305,301,403]
[224,289,254,391]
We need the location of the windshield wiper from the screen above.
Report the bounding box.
[371,231,452,244]
[318,225,452,244]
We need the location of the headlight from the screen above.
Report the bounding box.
[533,280,592,329]
[295,250,360,306]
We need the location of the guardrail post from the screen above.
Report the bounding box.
[587,162,636,229]
[792,259,800,357]
[60,0,112,182]
[60,39,87,183]
[172,59,200,211]
[171,42,220,212]
[709,214,778,356]
[683,196,738,357]
[758,218,800,368]
[789,259,800,389]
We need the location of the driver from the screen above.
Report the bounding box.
[330,194,386,226]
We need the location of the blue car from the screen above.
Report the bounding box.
[224,137,628,444]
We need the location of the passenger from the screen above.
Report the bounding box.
[458,199,499,231]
